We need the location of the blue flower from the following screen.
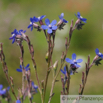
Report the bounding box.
[61,66,73,76]
[95,48,103,58]
[59,13,68,23]
[16,100,21,103]
[75,12,87,23]
[9,29,19,44]
[37,15,46,21]
[31,81,38,93]
[0,85,6,95]
[16,64,30,72]
[41,18,57,34]
[65,53,83,68]
[28,17,38,31]
[9,29,26,44]
[19,29,26,35]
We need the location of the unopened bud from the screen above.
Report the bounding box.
[18,88,23,99]
[53,60,58,70]
[93,55,99,63]
[45,52,49,63]
[33,23,42,31]
[53,60,58,75]
[41,80,44,94]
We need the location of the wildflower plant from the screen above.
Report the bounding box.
[0,11,103,103]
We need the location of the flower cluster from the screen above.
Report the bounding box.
[75,12,87,30]
[7,11,103,103]
[27,13,69,35]
[28,15,46,31]
[65,53,83,73]
[16,64,30,72]
[94,48,103,66]
[9,29,26,44]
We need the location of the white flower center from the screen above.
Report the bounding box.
[99,52,102,55]
[49,25,51,28]
[30,22,32,24]
[73,60,76,62]
[80,16,83,18]
[12,34,15,36]
[38,16,40,20]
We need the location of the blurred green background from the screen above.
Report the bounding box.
[0,0,103,102]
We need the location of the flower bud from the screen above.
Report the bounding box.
[53,60,58,75]
[45,52,49,63]
[33,23,42,31]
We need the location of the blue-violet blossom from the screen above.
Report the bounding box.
[61,66,73,76]
[16,100,21,103]
[95,48,103,58]
[28,17,38,31]
[9,29,26,44]
[59,13,68,23]
[41,18,57,34]
[31,81,38,93]
[19,29,26,35]
[65,53,83,69]
[75,12,87,23]
[36,15,46,22]
[0,85,6,95]
[9,29,19,44]
[16,64,30,72]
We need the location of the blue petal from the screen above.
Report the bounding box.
[65,58,73,64]
[34,85,38,89]
[60,13,64,19]
[30,18,33,22]
[20,65,22,69]
[77,12,80,18]
[7,86,10,91]
[100,54,103,58]
[31,26,33,31]
[19,29,23,32]
[12,38,15,44]
[0,90,6,95]
[72,53,76,60]
[75,64,81,68]
[9,37,13,40]
[45,18,50,26]
[31,81,34,86]
[59,15,62,20]
[16,100,21,103]
[63,19,68,23]
[40,15,46,20]
[24,30,26,33]
[0,85,3,90]
[25,68,30,71]
[47,28,52,34]
[51,20,57,26]
[80,18,87,23]
[33,16,39,22]
[76,59,83,63]
[64,66,66,72]
[95,48,99,54]
[52,26,57,30]
[25,64,30,69]
[16,69,22,72]
[70,70,73,75]
[60,69,65,74]
[41,25,48,30]
[28,24,32,28]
